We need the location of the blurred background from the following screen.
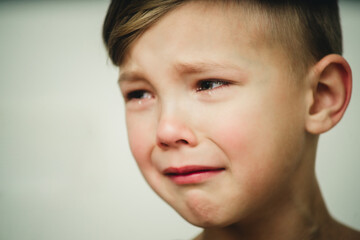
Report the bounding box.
[0,0,359,239]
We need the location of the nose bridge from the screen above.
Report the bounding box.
[159,96,185,120]
[156,97,197,148]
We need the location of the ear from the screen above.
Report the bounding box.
[305,54,352,134]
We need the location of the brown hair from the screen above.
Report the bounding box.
[102,0,342,74]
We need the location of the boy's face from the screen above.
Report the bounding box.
[119,2,309,227]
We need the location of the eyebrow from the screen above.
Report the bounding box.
[174,62,236,74]
[118,71,145,84]
[174,61,245,75]
[118,60,247,83]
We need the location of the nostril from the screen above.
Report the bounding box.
[159,139,189,148]
[160,142,169,147]
[176,139,189,144]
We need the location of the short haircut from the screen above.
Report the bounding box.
[102,0,342,77]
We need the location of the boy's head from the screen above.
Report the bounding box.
[103,0,351,228]
[103,0,342,77]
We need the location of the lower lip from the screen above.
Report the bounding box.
[167,169,224,185]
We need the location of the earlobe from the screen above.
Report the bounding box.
[305,54,352,134]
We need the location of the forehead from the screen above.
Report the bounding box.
[120,1,284,78]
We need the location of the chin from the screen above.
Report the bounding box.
[165,188,245,228]
[182,213,236,228]
[173,201,239,228]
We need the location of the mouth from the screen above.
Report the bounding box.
[163,165,225,185]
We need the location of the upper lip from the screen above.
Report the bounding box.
[163,165,225,176]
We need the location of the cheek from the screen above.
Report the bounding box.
[210,105,264,158]
[126,114,155,169]
[127,120,166,199]
[209,102,299,191]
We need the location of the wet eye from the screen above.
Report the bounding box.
[126,90,152,101]
[196,80,229,92]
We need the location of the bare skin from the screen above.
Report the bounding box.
[194,179,360,240]
[193,138,360,240]
[118,1,360,239]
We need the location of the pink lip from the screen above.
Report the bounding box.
[163,165,225,185]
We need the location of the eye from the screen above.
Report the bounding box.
[126,90,152,101]
[196,80,229,92]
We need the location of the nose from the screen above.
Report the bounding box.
[156,114,198,149]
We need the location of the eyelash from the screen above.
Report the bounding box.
[125,79,230,101]
[196,79,230,92]
[126,90,152,101]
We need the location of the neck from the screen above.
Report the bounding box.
[196,178,333,240]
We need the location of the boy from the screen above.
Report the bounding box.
[102,0,360,239]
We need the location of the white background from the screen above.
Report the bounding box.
[0,1,359,239]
